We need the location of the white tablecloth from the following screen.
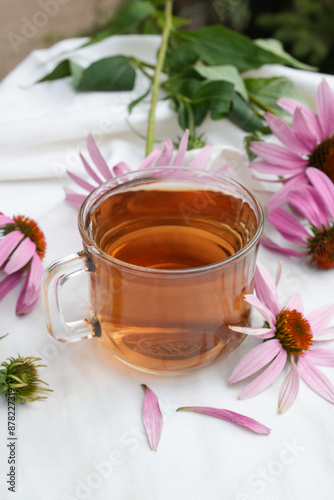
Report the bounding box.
[0,35,334,500]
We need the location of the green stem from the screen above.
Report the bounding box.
[185,101,195,138]
[145,0,173,155]
[248,92,280,116]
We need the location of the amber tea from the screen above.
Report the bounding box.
[88,185,258,373]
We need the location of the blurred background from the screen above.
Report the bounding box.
[1,0,333,80]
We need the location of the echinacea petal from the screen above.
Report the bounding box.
[288,186,329,229]
[264,112,310,154]
[0,269,24,299]
[87,134,113,180]
[229,326,274,339]
[142,384,163,451]
[268,208,309,245]
[307,304,334,336]
[298,355,334,403]
[156,139,174,166]
[64,188,86,208]
[112,162,131,177]
[173,129,190,166]
[260,235,306,257]
[313,326,334,342]
[292,108,318,150]
[249,142,306,169]
[176,407,271,435]
[265,173,308,213]
[305,349,334,367]
[244,294,276,327]
[16,252,43,315]
[250,160,305,177]
[239,348,287,399]
[0,214,15,226]
[286,293,304,314]
[277,97,322,141]
[306,167,334,219]
[228,338,281,383]
[67,170,96,193]
[0,231,25,268]
[139,148,163,169]
[79,153,104,185]
[188,145,212,169]
[254,264,281,316]
[278,356,299,413]
[4,237,36,274]
[316,79,334,139]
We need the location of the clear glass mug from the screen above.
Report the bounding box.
[42,167,264,374]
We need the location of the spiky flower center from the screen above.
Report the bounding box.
[275,309,312,355]
[1,215,46,259]
[307,224,334,270]
[308,137,334,183]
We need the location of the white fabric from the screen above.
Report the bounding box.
[0,35,334,500]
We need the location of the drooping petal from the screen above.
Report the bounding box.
[16,253,43,315]
[265,173,308,213]
[0,214,15,226]
[173,129,190,166]
[313,326,334,342]
[0,269,24,299]
[277,97,322,141]
[4,237,36,274]
[142,385,163,451]
[307,304,334,336]
[0,231,25,268]
[268,208,309,245]
[298,355,334,403]
[286,293,304,314]
[244,294,276,327]
[67,170,96,193]
[264,112,310,154]
[176,407,271,435]
[229,326,274,339]
[316,79,334,139]
[228,339,281,383]
[287,186,329,230]
[80,152,104,185]
[278,356,299,413]
[306,349,334,367]
[155,139,174,166]
[64,188,86,208]
[138,148,163,170]
[249,142,306,169]
[306,167,334,219]
[254,264,281,316]
[292,107,318,150]
[188,145,213,169]
[112,162,131,177]
[239,348,287,399]
[260,235,306,256]
[86,134,113,180]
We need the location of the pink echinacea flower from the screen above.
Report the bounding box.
[263,168,334,269]
[250,79,334,212]
[228,264,334,412]
[0,214,45,315]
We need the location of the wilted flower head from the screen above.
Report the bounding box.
[0,214,45,315]
[228,264,334,412]
[263,168,334,269]
[250,79,334,212]
[65,129,227,208]
[0,356,52,403]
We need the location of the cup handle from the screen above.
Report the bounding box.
[42,250,101,343]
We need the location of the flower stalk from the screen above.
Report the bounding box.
[145,0,173,155]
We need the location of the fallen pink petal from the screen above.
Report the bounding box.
[177,407,271,435]
[142,385,163,451]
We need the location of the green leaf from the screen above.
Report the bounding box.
[192,80,234,114]
[194,65,248,101]
[254,38,317,71]
[71,56,136,91]
[244,76,307,116]
[37,59,71,83]
[174,26,313,72]
[228,93,264,132]
[164,43,199,73]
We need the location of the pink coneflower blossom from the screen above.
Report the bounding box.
[250,79,334,212]
[262,167,334,269]
[0,214,45,315]
[228,264,334,412]
[65,129,224,208]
